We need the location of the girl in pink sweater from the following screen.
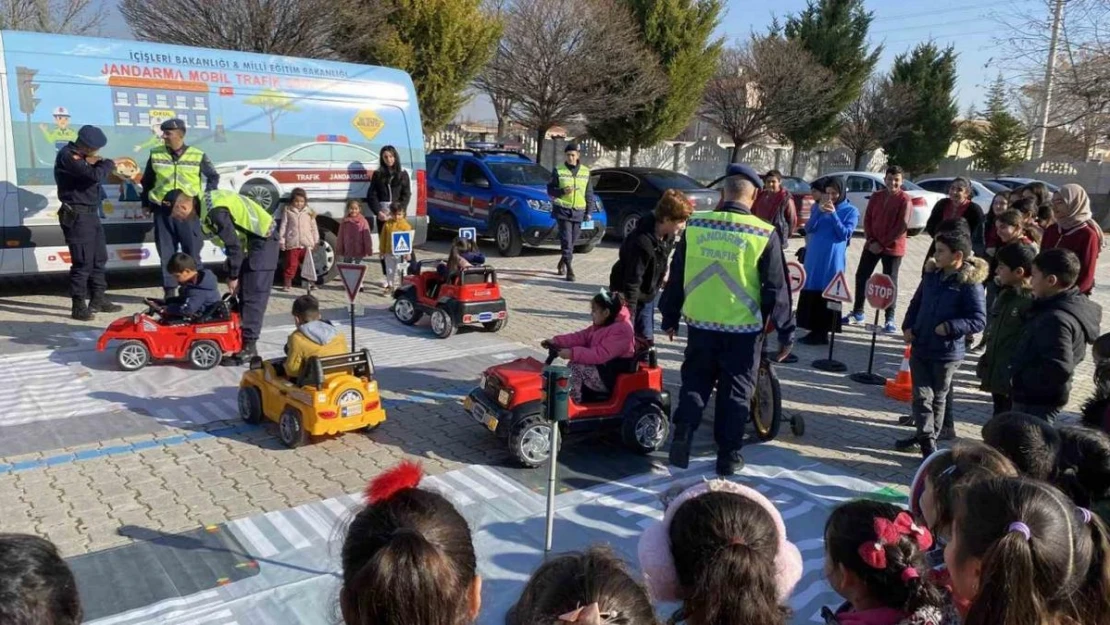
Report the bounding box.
[542,289,635,402]
[336,199,374,291]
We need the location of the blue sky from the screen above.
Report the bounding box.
[94,0,1040,121]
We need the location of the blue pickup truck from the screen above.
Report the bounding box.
[425,147,606,257]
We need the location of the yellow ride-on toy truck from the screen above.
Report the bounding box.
[237,349,386,448]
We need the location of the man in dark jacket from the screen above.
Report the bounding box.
[608,189,693,342]
[547,144,596,282]
[54,125,123,320]
[1010,248,1102,422]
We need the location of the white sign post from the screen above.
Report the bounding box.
[337,263,368,352]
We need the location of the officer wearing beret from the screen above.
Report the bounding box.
[660,163,795,476]
[140,118,220,298]
[54,125,123,320]
[546,143,596,282]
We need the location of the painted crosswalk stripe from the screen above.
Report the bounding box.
[424,475,475,506]
[787,578,832,621]
[471,466,545,507]
[781,501,816,520]
[264,511,311,551]
[202,402,228,421]
[160,602,233,625]
[321,497,352,523]
[153,407,177,424]
[229,517,278,558]
[444,469,498,500]
[178,405,208,424]
[168,610,235,625]
[295,503,337,542]
[87,590,219,625]
[796,538,825,552]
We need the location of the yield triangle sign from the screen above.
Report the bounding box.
[822,270,853,303]
[337,263,367,303]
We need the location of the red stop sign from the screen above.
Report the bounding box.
[866,274,897,310]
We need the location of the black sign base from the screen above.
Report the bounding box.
[813,358,847,372]
[850,371,886,385]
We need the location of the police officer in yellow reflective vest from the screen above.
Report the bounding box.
[546,143,596,282]
[168,189,279,363]
[140,119,221,299]
[660,164,796,476]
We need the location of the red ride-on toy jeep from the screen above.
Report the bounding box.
[96,295,242,371]
[463,344,671,467]
[392,259,508,339]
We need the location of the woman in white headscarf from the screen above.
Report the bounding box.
[1044,183,1104,295]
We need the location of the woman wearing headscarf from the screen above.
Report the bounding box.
[1044,183,1104,295]
[366,145,411,281]
[795,177,859,345]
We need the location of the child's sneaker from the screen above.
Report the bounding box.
[883,321,898,334]
[842,311,865,325]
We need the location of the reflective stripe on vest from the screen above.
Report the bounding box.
[681,211,773,333]
[148,146,205,204]
[553,164,590,210]
[200,189,274,249]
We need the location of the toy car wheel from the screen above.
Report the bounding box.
[393,294,423,326]
[188,340,222,370]
[278,408,308,448]
[509,415,558,468]
[622,402,669,455]
[116,340,150,371]
[751,363,783,441]
[482,318,506,332]
[238,386,263,425]
[430,308,456,339]
[495,214,523,257]
[791,415,806,436]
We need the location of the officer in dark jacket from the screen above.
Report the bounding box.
[546,144,596,282]
[54,125,123,320]
[1009,248,1102,422]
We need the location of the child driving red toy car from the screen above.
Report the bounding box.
[145,253,222,322]
[541,289,635,402]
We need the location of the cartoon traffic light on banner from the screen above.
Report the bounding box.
[16,66,41,167]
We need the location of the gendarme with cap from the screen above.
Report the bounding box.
[199,189,274,249]
[148,118,206,205]
[553,144,590,211]
[681,168,771,333]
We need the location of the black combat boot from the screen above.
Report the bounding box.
[668,424,692,469]
[88,293,122,313]
[222,341,258,367]
[556,258,566,276]
[565,261,576,283]
[71,297,94,321]
[716,449,745,477]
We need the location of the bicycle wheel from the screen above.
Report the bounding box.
[751,361,783,441]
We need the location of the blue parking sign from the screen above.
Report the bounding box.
[391,231,412,256]
[458,227,477,241]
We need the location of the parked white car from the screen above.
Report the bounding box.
[916,177,1010,205]
[810,171,945,235]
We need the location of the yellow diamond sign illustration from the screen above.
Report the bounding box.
[352,109,385,141]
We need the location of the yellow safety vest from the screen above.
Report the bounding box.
[200,189,274,249]
[148,145,205,204]
[681,210,772,333]
[553,163,590,210]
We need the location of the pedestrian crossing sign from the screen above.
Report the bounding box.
[458,227,477,241]
[822,270,853,303]
[391,231,412,256]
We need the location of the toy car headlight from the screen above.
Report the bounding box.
[527,199,552,212]
[498,389,511,407]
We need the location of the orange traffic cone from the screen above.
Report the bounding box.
[885,345,913,403]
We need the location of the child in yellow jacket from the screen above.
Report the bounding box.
[284,295,347,379]
[380,202,414,291]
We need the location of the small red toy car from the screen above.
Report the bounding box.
[464,345,671,467]
[392,259,508,339]
[96,295,243,371]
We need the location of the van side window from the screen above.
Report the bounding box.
[437,159,459,183]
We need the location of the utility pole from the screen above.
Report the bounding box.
[1032,0,1065,159]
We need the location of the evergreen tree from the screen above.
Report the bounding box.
[780,0,880,171]
[970,77,1028,175]
[587,0,724,164]
[882,42,959,177]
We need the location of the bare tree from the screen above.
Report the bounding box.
[0,0,103,34]
[481,0,665,157]
[699,36,832,163]
[120,0,336,57]
[474,0,515,140]
[837,75,916,169]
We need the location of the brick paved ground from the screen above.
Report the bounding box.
[0,231,1107,557]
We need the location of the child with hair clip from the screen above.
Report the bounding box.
[506,545,658,625]
[542,289,635,403]
[821,500,957,625]
[340,461,481,625]
[945,476,1110,625]
[379,201,413,291]
[438,236,486,278]
[0,534,82,625]
[638,479,803,625]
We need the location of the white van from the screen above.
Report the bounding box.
[0,30,428,279]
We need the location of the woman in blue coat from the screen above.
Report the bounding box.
[796,177,859,344]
